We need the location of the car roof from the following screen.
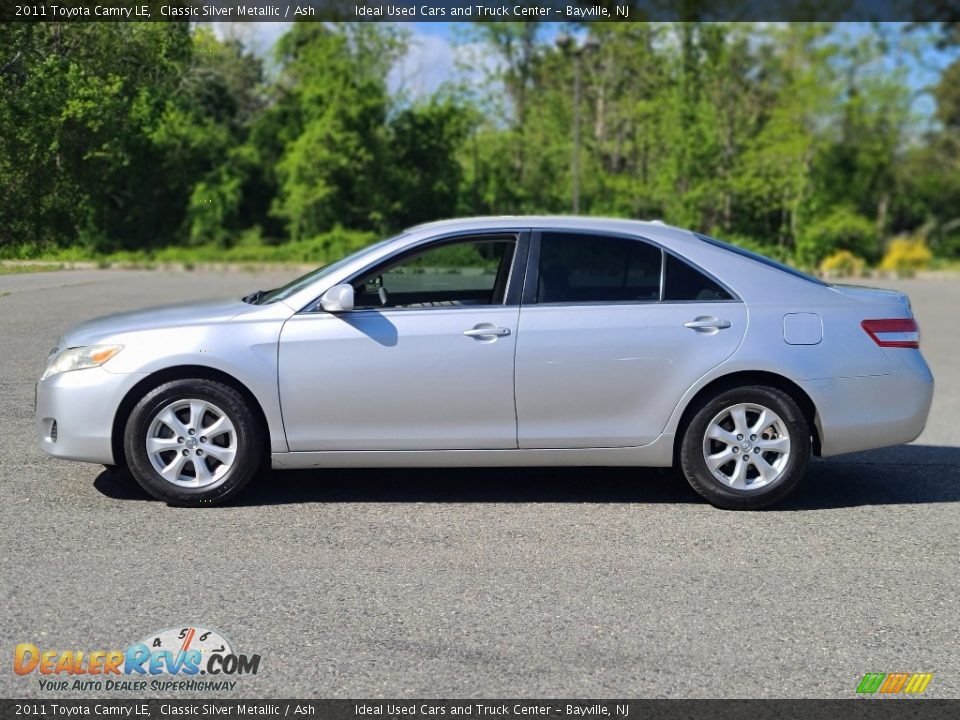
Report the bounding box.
[405,215,683,236]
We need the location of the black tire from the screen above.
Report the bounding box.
[679,385,810,510]
[123,379,264,506]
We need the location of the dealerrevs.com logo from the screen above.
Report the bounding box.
[14,625,261,692]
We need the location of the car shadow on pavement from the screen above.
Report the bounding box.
[779,444,960,511]
[93,444,960,510]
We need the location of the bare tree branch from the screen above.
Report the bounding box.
[0,50,22,75]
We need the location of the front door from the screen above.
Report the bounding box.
[278,234,524,451]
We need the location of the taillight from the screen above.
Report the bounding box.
[861,318,920,349]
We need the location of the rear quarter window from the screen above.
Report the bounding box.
[663,253,732,301]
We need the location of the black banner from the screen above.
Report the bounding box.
[2,700,960,720]
[1,0,959,23]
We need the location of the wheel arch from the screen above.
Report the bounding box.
[111,365,271,469]
[672,370,822,462]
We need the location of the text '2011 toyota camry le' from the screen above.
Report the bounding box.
[36,217,933,509]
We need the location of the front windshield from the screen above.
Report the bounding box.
[255,233,407,304]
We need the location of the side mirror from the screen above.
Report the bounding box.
[320,284,355,312]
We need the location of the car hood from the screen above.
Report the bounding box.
[56,298,257,350]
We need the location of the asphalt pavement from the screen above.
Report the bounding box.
[1,268,957,698]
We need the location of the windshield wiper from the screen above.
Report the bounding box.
[242,289,268,304]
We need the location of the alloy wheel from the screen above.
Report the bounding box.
[701,402,791,490]
[145,399,237,488]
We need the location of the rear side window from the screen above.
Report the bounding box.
[537,233,661,304]
[663,253,732,301]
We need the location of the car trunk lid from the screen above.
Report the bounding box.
[829,283,912,315]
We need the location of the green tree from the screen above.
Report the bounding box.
[0,23,195,251]
[384,98,470,229]
[0,23,261,252]
[797,206,880,266]
[269,23,404,239]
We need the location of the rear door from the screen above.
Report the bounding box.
[514,230,747,448]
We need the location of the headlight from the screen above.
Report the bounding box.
[41,345,123,380]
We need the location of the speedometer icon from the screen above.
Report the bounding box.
[138,625,233,672]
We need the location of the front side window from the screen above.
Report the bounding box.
[537,233,662,304]
[256,233,405,305]
[352,237,516,309]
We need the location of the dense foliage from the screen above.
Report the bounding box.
[1,21,959,267]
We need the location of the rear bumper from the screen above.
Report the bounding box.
[800,355,934,457]
[35,368,145,465]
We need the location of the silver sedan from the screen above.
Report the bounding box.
[36,217,934,509]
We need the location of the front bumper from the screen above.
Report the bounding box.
[800,354,934,457]
[36,367,146,465]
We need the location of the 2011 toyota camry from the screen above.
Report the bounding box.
[36,217,934,509]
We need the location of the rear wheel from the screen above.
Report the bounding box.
[680,386,810,509]
[124,379,263,506]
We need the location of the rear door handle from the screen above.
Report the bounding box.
[463,324,511,338]
[684,316,731,332]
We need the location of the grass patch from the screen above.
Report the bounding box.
[929,257,960,272]
[3,231,958,276]
[0,263,64,275]
[0,228,378,268]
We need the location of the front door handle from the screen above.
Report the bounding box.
[463,324,511,339]
[684,316,731,332]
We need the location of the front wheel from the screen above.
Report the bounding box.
[679,386,811,510]
[124,379,264,506]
